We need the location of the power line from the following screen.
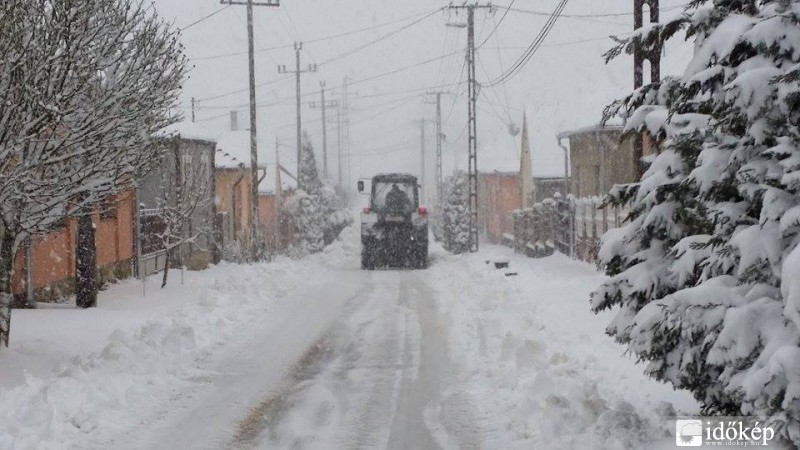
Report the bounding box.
[504,2,687,18]
[189,8,442,62]
[197,75,293,102]
[476,0,515,49]
[180,6,231,31]
[318,8,443,66]
[484,0,570,87]
[198,16,451,104]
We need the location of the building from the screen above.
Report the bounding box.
[479,172,521,244]
[558,125,638,198]
[138,122,218,274]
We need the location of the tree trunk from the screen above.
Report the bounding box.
[76,215,98,308]
[0,230,15,347]
[161,247,170,288]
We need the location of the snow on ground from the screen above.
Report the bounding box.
[0,228,700,450]
[0,235,358,450]
[430,244,700,449]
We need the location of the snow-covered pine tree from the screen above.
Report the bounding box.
[287,134,351,255]
[443,171,471,254]
[594,0,800,442]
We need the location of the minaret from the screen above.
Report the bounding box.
[520,112,533,207]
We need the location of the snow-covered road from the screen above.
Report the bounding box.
[0,227,699,449]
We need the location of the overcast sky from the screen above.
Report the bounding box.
[153,0,692,190]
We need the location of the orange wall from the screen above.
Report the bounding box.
[481,173,522,244]
[215,169,252,242]
[11,191,135,297]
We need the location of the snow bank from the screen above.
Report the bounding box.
[431,246,698,449]
[0,256,327,450]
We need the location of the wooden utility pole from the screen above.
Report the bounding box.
[279,42,317,188]
[309,82,338,180]
[220,0,280,259]
[633,0,660,175]
[447,3,493,252]
[336,103,343,190]
[191,97,196,123]
[420,119,426,201]
[342,77,352,191]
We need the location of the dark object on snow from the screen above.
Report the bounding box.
[505,272,518,277]
[360,174,428,270]
[494,261,510,269]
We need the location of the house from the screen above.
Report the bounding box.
[11,192,136,305]
[479,172,522,244]
[137,122,218,275]
[257,172,295,255]
[214,131,263,260]
[558,125,638,198]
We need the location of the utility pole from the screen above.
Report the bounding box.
[342,77,351,191]
[220,0,280,260]
[633,0,660,175]
[191,97,196,123]
[278,42,317,188]
[425,91,451,207]
[336,103,343,189]
[309,83,338,180]
[447,3,493,253]
[420,119,426,202]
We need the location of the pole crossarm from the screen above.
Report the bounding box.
[308,100,339,108]
[220,0,280,5]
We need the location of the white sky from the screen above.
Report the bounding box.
[153,0,693,189]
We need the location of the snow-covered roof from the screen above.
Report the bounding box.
[215,130,278,170]
[157,121,217,143]
[557,123,624,139]
[215,131,253,169]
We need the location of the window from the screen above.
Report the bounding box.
[372,181,416,212]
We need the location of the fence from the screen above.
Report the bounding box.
[509,195,627,264]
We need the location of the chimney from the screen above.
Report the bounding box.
[230,111,239,131]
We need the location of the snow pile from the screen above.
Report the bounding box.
[431,246,698,449]
[0,258,326,450]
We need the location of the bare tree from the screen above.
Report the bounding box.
[0,0,187,345]
[155,144,213,289]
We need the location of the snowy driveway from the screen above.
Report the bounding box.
[0,228,698,449]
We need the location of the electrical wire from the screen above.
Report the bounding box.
[180,6,230,31]
[476,0,515,49]
[318,8,443,66]
[505,2,688,18]
[484,0,570,87]
[189,8,442,62]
